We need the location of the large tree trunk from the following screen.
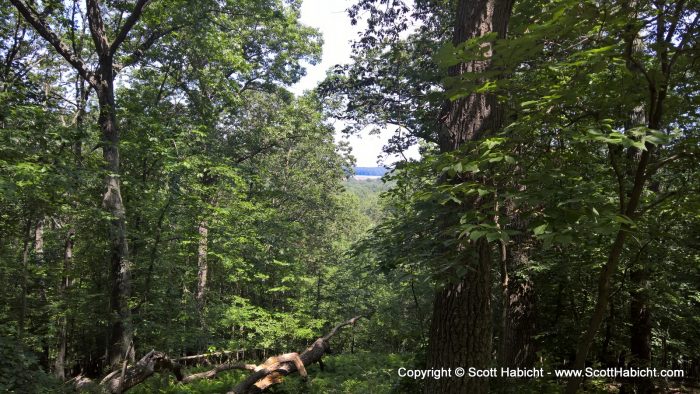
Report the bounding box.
[436,0,513,152]
[9,0,155,371]
[97,70,133,367]
[427,240,492,393]
[426,0,513,392]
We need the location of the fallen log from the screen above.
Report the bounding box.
[74,351,256,393]
[74,315,365,393]
[176,350,244,367]
[230,315,365,394]
[102,351,183,393]
[181,362,256,384]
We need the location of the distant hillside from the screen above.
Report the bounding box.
[353,167,388,177]
[343,177,389,223]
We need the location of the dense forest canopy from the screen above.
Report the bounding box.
[0,0,698,393]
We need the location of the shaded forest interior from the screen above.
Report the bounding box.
[0,0,698,393]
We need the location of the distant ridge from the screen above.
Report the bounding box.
[353,167,388,177]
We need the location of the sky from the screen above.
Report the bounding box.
[289,0,420,167]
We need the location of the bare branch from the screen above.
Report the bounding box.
[110,0,152,55]
[9,0,96,87]
[114,25,181,73]
[669,12,700,71]
[665,0,686,43]
[640,190,679,214]
[323,315,365,341]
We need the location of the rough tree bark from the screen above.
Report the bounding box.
[9,0,161,367]
[427,241,493,394]
[426,0,513,393]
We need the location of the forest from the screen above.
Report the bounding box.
[0,0,698,393]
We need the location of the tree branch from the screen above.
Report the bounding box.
[608,144,626,213]
[9,0,96,87]
[114,25,182,72]
[79,350,255,393]
[639,190,680,215]
[664,0,686,44]
[181,362,257,384]
[669,12,699,71]
[86,0,110,56]
[111,0,152,55]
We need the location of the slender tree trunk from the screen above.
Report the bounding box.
[34,218,45,296]
[499,230,536,368]
[661,332,668,368]
[564,104,660,394]
[626,105,653,394]
[55,71,85,379]
[600,299,616,367]
[18,218,32,339]
[140,197,171,310]
[564,1,671,385]
[55,227,75,380]
[196,220,208,313]
[34,218,50,369]
[425,1,513,392]
[314,269,322,319]
[629,254,652,393]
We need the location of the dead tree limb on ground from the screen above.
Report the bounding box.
[72,315,365,393]
[230,315,365,394]
[74,351,256,393]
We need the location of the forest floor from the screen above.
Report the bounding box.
[129,352,414,394]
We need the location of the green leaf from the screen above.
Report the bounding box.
[470,230,486,240]
[533,224,548,236]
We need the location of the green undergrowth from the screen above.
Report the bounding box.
[0,331,65,394]
[130,352,418,394]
